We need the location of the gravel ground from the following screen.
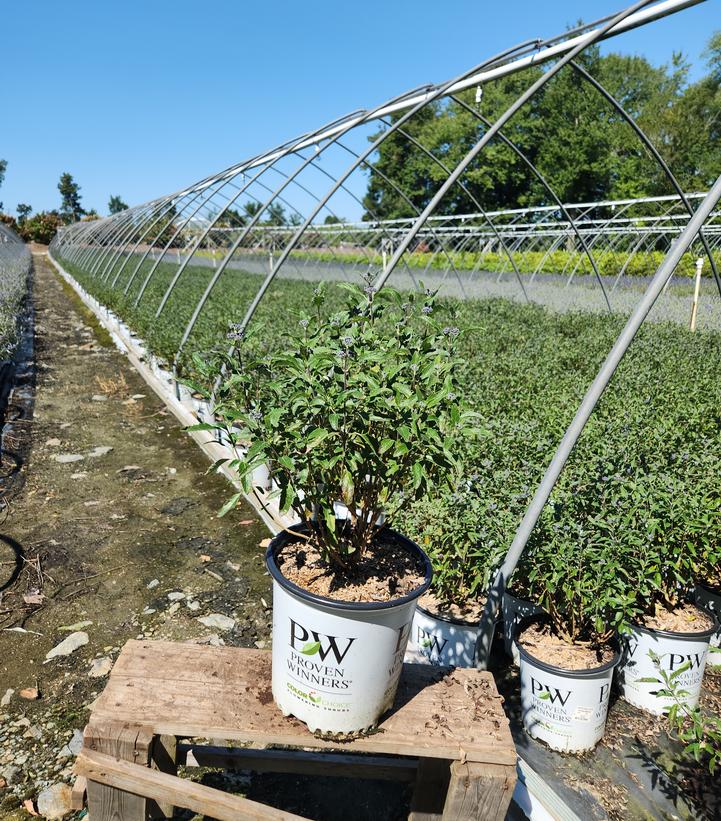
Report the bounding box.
[0,255,273,819]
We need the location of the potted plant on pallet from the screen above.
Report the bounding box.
[198,280,474,735]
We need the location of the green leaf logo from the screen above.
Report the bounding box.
[538,691,551,701]
[421,638,433,648]
[300,641,321,656]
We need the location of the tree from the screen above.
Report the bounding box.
[215,207,246,228]
[58,172,84,223]
[242,201,263,220]
[265,202,287,226]
[661,33,721,191]
[108,195,128,215]
[16,203,32,224]
[361,36,721,214]
[323,215,346,224]
[361,67,543,219]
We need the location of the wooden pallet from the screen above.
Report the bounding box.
[74,640,517,820]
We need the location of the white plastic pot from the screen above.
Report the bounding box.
[515,618,619,753]
[266,523,432,735]
[251,462,271,492]
[617,615,717,715]
[405,604,480,668]
[502,591,544,665]
[694,584,721,668]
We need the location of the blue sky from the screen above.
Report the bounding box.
[2,0,719,219]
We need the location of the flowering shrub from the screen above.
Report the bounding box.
[191,279,476,567]
[17,211,63,245]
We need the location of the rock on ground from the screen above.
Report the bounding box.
[45,631,89,661]
[198,613,236,632]
[88,656,113,678]
[36,782,73,819]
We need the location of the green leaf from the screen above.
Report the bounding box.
[300,641,321,656]
[185,422,219,432]
[306,428,331,449]
[218,492,243,518]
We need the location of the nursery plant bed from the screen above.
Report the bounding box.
[491,655,721,820]
[75,639,517,820]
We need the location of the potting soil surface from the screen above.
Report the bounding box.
[638,601,715,633]
[516,622,615,670]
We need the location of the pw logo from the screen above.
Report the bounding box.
[631,643,707,671]
[416,627,448,657]
[290,619,356,664]
[530,677,572,706]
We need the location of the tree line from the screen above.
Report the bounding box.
[0,166,128,244]
[362,34,721,219]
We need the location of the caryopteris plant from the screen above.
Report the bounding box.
[190,277,476,569]
[647,650,721,775]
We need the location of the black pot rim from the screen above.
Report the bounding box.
[696,580,721,599]
[513,614,620,678]
[503,590,534,605]
[265,521,432,612]
[625,609,719,642]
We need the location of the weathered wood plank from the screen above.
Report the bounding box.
[179,744,418,781]
[91,641,515,766]
[76,749,308,821]
[441,761,516,821]
[84,722,153,821]
[70,776,87,811]
[149,734,177,819]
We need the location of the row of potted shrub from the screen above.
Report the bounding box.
[396,413,721,754]
[186,276,719,768]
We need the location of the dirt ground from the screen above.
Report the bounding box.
[0,255,413,821]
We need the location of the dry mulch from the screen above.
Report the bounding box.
[639,601,715,633]
[277,534,425,602]
[517,621,616,670]
[418,590,485,623]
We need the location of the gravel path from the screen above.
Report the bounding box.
[0,254,272,819]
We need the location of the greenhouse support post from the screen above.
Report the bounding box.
[474,173,721,669]
[690,257,703,331]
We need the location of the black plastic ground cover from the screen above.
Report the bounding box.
[0,265,35,592]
